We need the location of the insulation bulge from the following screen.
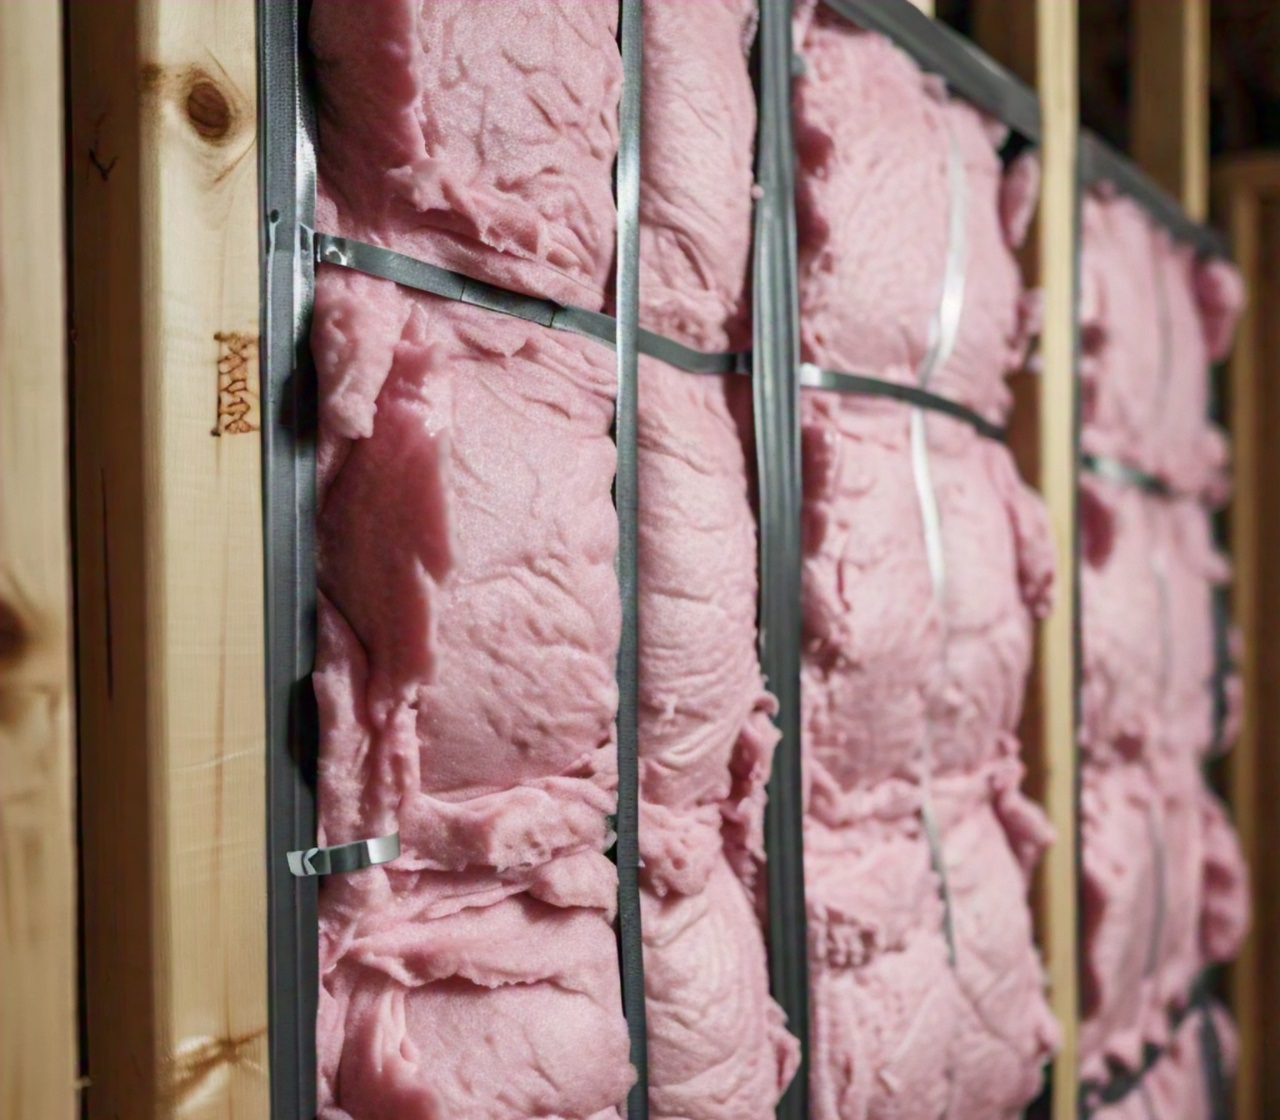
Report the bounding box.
[1078,188,1250,1115]
[301,2,1249,1118]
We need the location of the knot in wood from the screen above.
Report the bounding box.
[186,80,231,140]
[0,599,28,664]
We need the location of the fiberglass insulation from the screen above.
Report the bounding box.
[1078,187,1250,1096]
[1088,1002,1238,1120]
[635,3,800,1115]
[309,2,799,1116]
[310,4,632,1116]
[794,8,1057,1118]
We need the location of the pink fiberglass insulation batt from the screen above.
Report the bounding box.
[635,2,798,1114]
[793,1,1040,426]
[1089,1003,1237,1120]
[310,1,799,1116]
[1078,190,1250,1084]
[1078,480,1244,767]
[932,765,1058,1117]
[309,4,634,1117]
[1079,493,1251,1081]
[794,11,1055,1118]
[638,351,802,1118]
[805,804,960,1120]
[1077,749,1245,1079]
[802,407,1053,795]
[803,767,1054,1120]
[1080,190,1245,500]
[313,303,633,1119]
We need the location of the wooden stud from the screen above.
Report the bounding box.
[1212,153,1280,1120]
[1225,173,1261,1120]
[1132,0,1210,220]
[1036,4,1081,1118]
[67,2,269,1117]
[0,5,79,1119]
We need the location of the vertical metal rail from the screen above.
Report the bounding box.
[614,2,649,1117]
[260,2,319,1118]
[754,3,810,1118]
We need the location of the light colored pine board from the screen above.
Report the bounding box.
[1212,152,1280,1120]
[1132,0,1210,220]
[0,5,79,1119]
[67,2,268,1117]
[1035,3,1081,1118]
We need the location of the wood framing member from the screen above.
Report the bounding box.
[1132,0,1210,221]
[66,2,269,1117]
[1212,152,1280,1120]
[1035,5,1082,1117]
[0,5,79,1118]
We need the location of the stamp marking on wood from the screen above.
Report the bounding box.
[213,331,260,436]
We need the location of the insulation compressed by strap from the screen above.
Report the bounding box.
[314,228,1016,448]
[312,231,744,377]
[1084,983,1236,1119]
[799,362,1007,440]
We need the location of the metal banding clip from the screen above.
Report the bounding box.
[1081,452,1173,497]
[286,831,401,878]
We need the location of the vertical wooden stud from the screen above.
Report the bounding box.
[1132,0,1210,220]
[1036,4,1081,1118]
[67,2,269,1118]
[0,4,79,1118]
[1212,153,1280,1120]
[1225,174,1261,1120]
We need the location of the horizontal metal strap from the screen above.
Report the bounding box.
[309,231,742,376]
[286,831,401,877]
[1081,452,1172,497]
[799,362,1006,441]
[1081,972,1215,1111]
[638,328,744,374]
